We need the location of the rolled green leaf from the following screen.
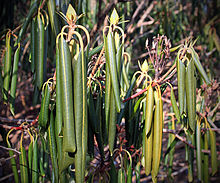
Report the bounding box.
[105,62,111,137]
[10,44,20,115]
[3,31,12,102]
[43,24,48,84]
[190,47,210,85]
[19,136,29,183]
[145,85,154,135]
[74,50,88,183]
[144,124,153,176]
[177,58,185,117]
[35,13,45,90]
[185,59,196,133]
[151,90,163,179]
[38,83,50,129]
[55,46,62,136]
[48,109,59,183]
[55,45,64,177]
[122,61,129,91]
[47,0,59,36]
[59,35,76,153]
[32,136,38,183]
[116,44,123,77]
[108,89,117,155]
[104,31,121,112]
[28,137,33,177]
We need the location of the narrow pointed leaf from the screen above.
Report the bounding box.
[10,44,20,115]
[104,31,121,112]
[177,59,185,116]
[3,31,12,101]
[185,59,196,133]
[190,47,210,84]
[59,35,76,153]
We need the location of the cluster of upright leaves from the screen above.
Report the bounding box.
[55,4,90,183]
[128,36,217,182]
[125,58,164,182]
[103,8,124,155]
[176,41,211,133]
[6,127,46,183]
[165,40,218,182]
[31,5,49,104]
[0,30,20,115]
[142,83,163,182]
[87,8,133,181]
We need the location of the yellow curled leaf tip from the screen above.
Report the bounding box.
[110,8,119,25]
[77,13,85,20]
[166,81,172,88]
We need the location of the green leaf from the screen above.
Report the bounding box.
[47,0,59,36]
[32,136,38,183]
[59,35,76,153]
[38,83,50,129]
[48,109,59,183]
[185,59,196,133]
[108,89,117,155]
[73,49,88,183]
[10,44,20,115]
[177,58,185,117]
[104,31,121,112]
[19,136,29,183]
[190,47,210,85]
[3,31,12,102]
[145,85,154,135]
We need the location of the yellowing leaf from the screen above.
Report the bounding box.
[141,59,149,72]
[66,4,77,22]
[110,8,119,25]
